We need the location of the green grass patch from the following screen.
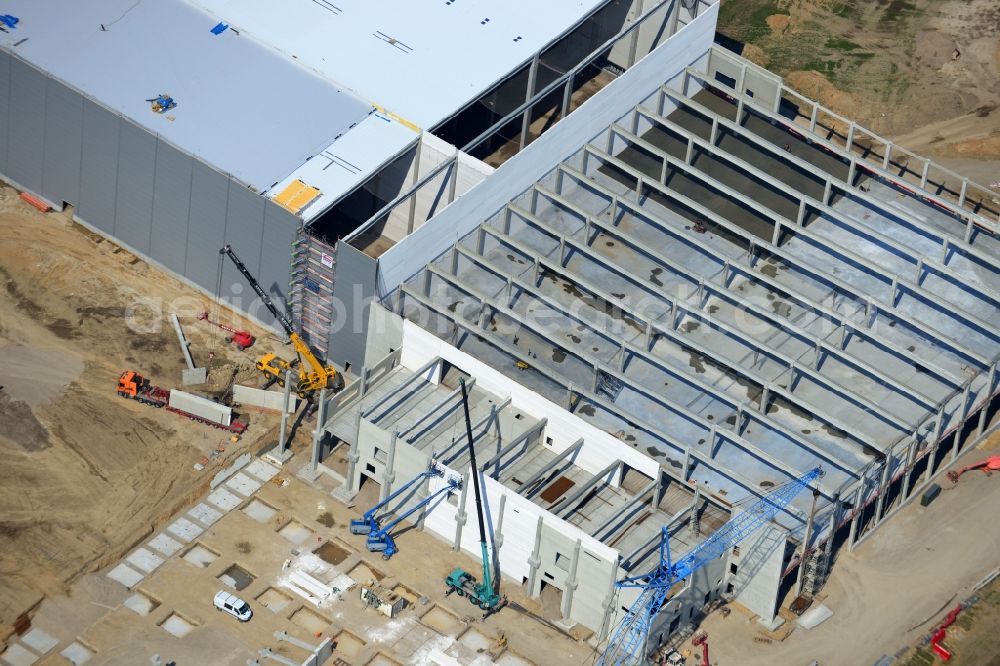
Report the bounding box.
[826,37,861,51]
[718,0,788,39]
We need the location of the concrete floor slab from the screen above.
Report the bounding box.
[166,517,205,543]
[243,498,278,523]
[123,591,160,616]
[0,643,38,666]
[106,563,144,589]
[160,613,195,638]
[206,487,242,512]
[59,642,93,665]
[224,472,263,497]
[147,532,183,557]
[19,629,57,655]
[187,502,223,527]
[181,543,219,568]
[245,458,280,483]
[126,547,165,574]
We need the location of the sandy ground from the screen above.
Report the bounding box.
[719,0,1000,180]
[701,431,1000,666]
[0,188,290,637]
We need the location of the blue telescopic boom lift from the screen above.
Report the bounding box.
[350,465,444,536]
[598,467,823,665]
[366,477,462,559]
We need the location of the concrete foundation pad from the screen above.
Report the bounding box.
[126,548,165,574]
[224,471,263,497]
[166,517,204,543]
[243,498,278,523]
[147,533,183,557]
[245,458,280,483]
[182,544,219,568]
[59,642,93,665]
[263,446,294,466]
[106,563,144,589]
[0,643,38,666]
[20,629,57,655]
[757,614,785,631]
[206,487,242,512]
[160,613,196,638]
[181,367,208,385]
[187,502,223,527]
[123,591,160,616]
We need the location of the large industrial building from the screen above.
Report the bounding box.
[3,0,999,661]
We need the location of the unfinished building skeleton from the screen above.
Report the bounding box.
[2,0,998,660]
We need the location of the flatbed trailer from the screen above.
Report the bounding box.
[117,370,248,434]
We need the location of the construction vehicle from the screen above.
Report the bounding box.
[219,245,342,398]
[947,455,1000,483]
[690,632,709,666]
[444,378,506,615]
[117,370,248,433]
[146,94,176,113]
[351,466,445,535]
[598,467,823,666]
[350,465,460,559]
[197,311,255,350]
[366,476,461,559]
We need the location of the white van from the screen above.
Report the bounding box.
[213,590,252,621]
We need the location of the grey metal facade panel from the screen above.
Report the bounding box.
[0,50,10,173]
[78,98,120,234]
[6,56,47,194]
[185,161,230,292]
[150,139,193,276]
[258,202,299,327]
[41,79,83,206]
[113,120,157,254]
[220,183,267,320]
[327,242,377,371]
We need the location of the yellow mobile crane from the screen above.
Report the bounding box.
[219,245,343,398]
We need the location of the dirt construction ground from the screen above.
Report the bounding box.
[0,188,290,638]
[719,0,1000,184]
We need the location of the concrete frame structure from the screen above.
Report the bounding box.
[310,2,998,659]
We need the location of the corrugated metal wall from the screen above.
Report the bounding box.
[0,48,300,330]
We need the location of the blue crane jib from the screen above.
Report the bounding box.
[599,467,823,666]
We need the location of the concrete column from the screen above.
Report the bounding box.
[848,481,864,550]
[453,471,470,551]
[651,467,665,513]
[920,159,930,189]
[598,566,619,642]
[845,122,856,154]
[978,363,997,436]
[526,515,544,594]
[959,178,969,208]
[873,458,892,521]
[278,370,294,456]
[309,389,328,477]
[519,53,541,150]
[689,484,701,537]
[816,493,840,583]
[406,140,423,234]
[560,539,582,623]
[344,437,361,496]
[882,142,892,170]
[379,432,398,502]
[901,436,918,500]
[667,0,680,35]
[927,407,945,478]
[493,494,507,552]
[795,490,820,595]
[809,104,818,132]
[952,383,973,463]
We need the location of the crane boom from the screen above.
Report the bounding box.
[219,245,295,335]
[218,245,340,397]
[600,467,823,666]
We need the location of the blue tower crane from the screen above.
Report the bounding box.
[599,467,823,666]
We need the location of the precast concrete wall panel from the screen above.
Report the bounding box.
[41,81,83,207]
[6,57,47,195]
[186,161,230,290]
[376,2,719,295]
[168,390,231,426]
[114,120,157,254]
[150,140,194,275]
[220,183,266,318]
[78,98,120,235]
[0,50,10,172]
[328,242,377,371]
